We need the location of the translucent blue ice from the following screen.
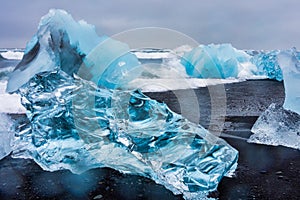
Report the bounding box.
[249,103,300,150]
[278,48,300,114]
[249,50,283,81]
[6,9,239,199]
[180,44,297,81]
[78,38,140,89]
[13,70,238,198]
[181,44,254,79]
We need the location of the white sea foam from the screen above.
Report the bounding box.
[133,51,171,59]
[0,81,26,113]
[127,78,242,92]
[133,45,193,59]
[1,51,24,60]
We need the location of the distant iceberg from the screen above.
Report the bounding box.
[180,44,297,81]
[248,103,300,150]
[5,9,239,199]
[181,43,256,79]
[249,50,283,81]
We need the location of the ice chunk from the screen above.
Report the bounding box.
[248,103,300,150]
[0,113,14,159]
[249,50,283,81]
[277,49,300,114]
[181,43,256,79]
[12,69,238,198]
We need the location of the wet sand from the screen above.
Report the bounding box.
[0,80,299,200]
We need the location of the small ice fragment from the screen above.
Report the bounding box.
[248,103,300,150]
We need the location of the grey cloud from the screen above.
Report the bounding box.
[0,0,299,50]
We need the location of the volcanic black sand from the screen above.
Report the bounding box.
[0,80,299,200]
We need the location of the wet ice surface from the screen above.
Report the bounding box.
[11,70,238,199]
[249,104,300,150]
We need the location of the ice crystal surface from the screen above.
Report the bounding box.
[249,104,300,150]
[12,69,239,199]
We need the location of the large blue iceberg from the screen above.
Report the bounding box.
[6,9,238,199]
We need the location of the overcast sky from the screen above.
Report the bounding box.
[0,0,299,50]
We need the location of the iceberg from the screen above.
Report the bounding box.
[13,71,238,198]
[6,9,238,199]
[278,49,300,114]
[180,44,300,81]
[181,44,257,79]
[249,48,300,149]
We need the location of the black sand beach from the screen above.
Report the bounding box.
[0,80,299,200]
